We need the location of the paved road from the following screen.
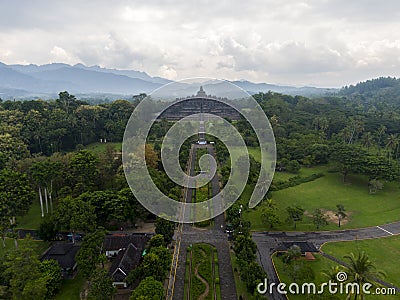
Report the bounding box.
[253,222,400,300]
[169,144,237,300]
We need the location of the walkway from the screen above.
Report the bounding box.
[167,144,237,300]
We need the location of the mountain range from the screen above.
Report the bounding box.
[0,62,337,100]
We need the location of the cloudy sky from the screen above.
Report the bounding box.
[1,0,400,87]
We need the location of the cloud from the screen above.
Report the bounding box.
[50,46,79,65]
[0,0,400,87]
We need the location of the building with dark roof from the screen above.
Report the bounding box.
[103,234,150,258]
[109,243,143,288]
[41,243,81,278]
[103,234,151,288]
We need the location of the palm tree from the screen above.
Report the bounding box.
[385,134,399,160]
[340,127,352,144]
[283,245,302,265]
[322,265,343,282]
[265,197,276,209]
[335,204,347,228]
[375,125,386,153]
[343,252,386,300]
[361,132,373,151]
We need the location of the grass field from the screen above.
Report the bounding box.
[18,199,45,230]
[244,166,400,231]
[54,272,86,300]
[85,142,122,154]
[273,250,399,300]
[272,253,337,299]
[273,251,398,300]
[0,238,49,258]
[321,235,400,288]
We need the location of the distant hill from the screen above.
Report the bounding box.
[340,77,400,96]
[0,61,336,100]
[229,80,336,97]
[339,77,400,105]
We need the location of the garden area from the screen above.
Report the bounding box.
[273,247,398,300]
[242,165,400,231]
[184,243,221,300]
[321,235,400,288]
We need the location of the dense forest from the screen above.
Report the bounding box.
[0,77,400,298]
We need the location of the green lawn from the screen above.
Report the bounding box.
[18,199,45,230]
[0,238,49,258]
[85,142,122,154]
[245,166,400,231]
[54,272,86,300]
[321,235,400,288]
[272,253,337,300]
[247,146,261,162]
[272,252,398,300]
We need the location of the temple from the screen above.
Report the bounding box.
[158,87,242,121]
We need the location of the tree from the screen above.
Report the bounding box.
[30,160,61,215]
[261,207,280,229]
[69,150,99,194]
[239,261,266,293]
[155,217,175,245]
[264,198,276,209]
[362,132,373,151]
[375,125,386,150]
[87,268,116,300]
[286,206,304,229]
[305,143,330,165]
[0,133,29,166]
[77,190,122,226]
[312,208,328,230]
[37,219,59,241]
[335,204,347,228]
[21,277,47,300]
[343,252,386,299]
[52,196,96,241]
[76,229,106,278]
[0,169,33,248]
[330,144,366,183]
[361,155,399,183]
[130,276,164,300]
[137,246,172,282]
[282,245,302,264]
[39,259,62,299]
[234,235,257,263]
[385,134,399,160]
[145,144,159,169]
[286,160,301,173]
[57,91,78,114]
[368,179,383,194]
[118,188,150,223]
[148,234,165,249]
[322,265,343,282]
[3,241,45,300]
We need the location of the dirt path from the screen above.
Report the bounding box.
[194,263,210,300]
